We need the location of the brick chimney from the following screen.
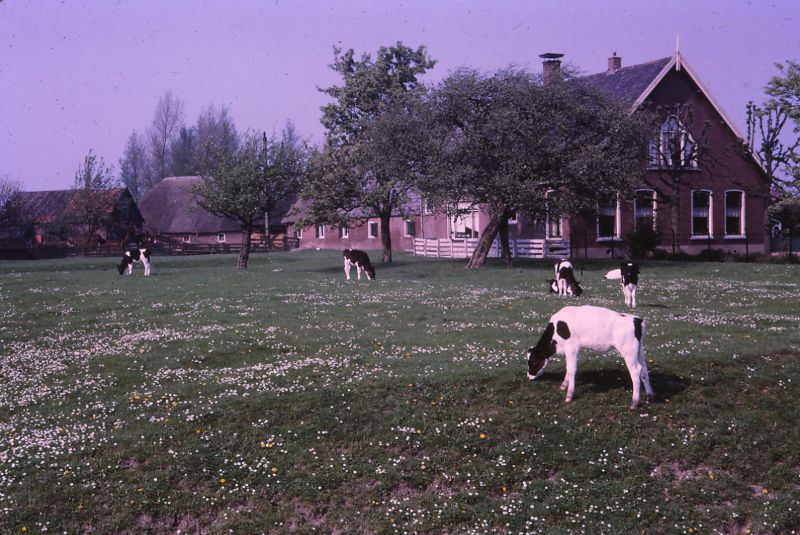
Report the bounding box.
[540,52,564,82]
[608,52,622,73]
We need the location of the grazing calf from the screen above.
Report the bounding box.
[554,259,583,297]
[526,305,654,408]
[118,248,152,276]
[343,249,376,280]
[620,261,640,308]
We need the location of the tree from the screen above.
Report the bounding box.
[147,91,185,187]
[423,67,652,268]
[744,60,800,253]
[195,104,239,165]
[305,42,436,263]
[0,176,21,226]
[169,126,197,178]
[193,128,306,270]
[70,151,117,251]
[769,195,800,257]
[119,131,151,200]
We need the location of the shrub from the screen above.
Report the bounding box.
[623,219,660,259]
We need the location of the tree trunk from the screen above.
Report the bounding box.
[466,212,504,269]
[498,209,512,268]
[670,186,680,255]
[380,215,393,263]
[237,222,253,270]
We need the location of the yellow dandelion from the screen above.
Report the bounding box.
[415,429,422,434]
[196,428,203,434]
[219,478,226,485]
[21,528,28,533]
[708,472,715,480]
[259,442,266,448]
[762,488,769,495]
[129,500,136,505]
[479,433,487,440]
[687,528,695,534]
[136,488,144,493]
[271,467,279,474]
[266,442,274,448]
[500,485,508,493]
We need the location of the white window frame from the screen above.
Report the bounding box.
[691,189,714,239]
[633,189,657,230]
[217,232,226,243]
[545,190,562,239]
[315,224,325,239]
[339,224,349,239]
[404,220,416,237]
[449,202,479,239]
[596,199,621,241]
[368,221,379,239]
[507,211,518,226]
[650,115,698,169]
[724,189,746,238]
[182,234,192,243]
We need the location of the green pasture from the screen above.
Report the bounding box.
[0,251,798,534]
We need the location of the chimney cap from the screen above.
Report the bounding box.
[539,52,564,60]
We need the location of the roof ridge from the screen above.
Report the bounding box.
[583,56,672,78]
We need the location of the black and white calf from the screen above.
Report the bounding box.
[117,248,152,276]
[343,249,376,280]
[606,262,640,308]
[554,259,583,297]
[526,305,654,408]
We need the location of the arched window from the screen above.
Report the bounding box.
[724,190,745,236]
[633,189,656,230]
[650,116,698,169]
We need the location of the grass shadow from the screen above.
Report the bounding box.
[534,368,690,402]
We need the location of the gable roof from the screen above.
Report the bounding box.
[581,57,672,108]
[582,53,745,141]
[11,188,131,223]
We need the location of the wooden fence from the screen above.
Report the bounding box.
[413,238,570,259]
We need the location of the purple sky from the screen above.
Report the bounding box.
[2,0,799,192]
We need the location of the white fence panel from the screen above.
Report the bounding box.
[414,238,570,259]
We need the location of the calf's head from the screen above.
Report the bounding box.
[527,322,556,380]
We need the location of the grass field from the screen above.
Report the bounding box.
[0,251,798,534]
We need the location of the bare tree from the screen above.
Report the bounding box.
[147,91,185,187]
[0,175,21,225]
[119,131,151,200]
[644,104,713,251]
[71,151,117,252]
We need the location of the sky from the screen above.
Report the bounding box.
[1,0,799,192]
